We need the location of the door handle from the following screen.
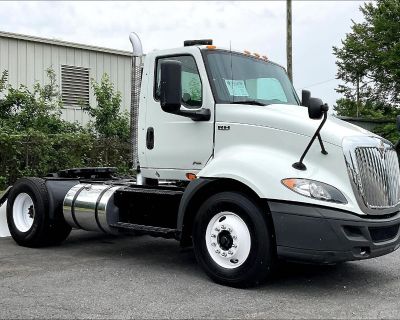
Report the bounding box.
[146,127,154,150]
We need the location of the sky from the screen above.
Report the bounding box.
[0,1,369,108]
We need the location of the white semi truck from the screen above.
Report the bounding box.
[1,33,400,287]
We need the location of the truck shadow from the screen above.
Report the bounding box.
[266,260,383,287]
[60,230,397,292]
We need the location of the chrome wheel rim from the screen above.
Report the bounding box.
[13,193,35,232]
[205,211,251,269]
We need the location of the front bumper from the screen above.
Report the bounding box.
[269,201,400,264]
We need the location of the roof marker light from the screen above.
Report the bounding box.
[206,45,216,50]
[244,50,251,55]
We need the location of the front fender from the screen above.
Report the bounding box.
[198,140,361,214]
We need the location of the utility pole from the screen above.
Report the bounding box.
[286,0,293,83]
[356,75,360,118]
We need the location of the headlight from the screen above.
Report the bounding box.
[281,178,347,204]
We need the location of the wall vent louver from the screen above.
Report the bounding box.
[61,65,90,107]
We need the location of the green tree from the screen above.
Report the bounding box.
[333,0,400,143]
[0,70,7,93]
[333,0,400,115]
[334,98,398,119]
[84,74,129,141]
[83,74,130,165]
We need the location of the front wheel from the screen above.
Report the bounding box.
[193,192,275,287]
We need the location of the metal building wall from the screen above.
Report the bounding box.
[0,33,132,125]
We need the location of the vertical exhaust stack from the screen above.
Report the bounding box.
[129,32,143,175]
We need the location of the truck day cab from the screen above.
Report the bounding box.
[1,34,400,288]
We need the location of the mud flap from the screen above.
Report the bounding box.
[0,187,11,237]
[0,201,10,237]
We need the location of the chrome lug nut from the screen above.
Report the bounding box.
[211,242,216,247]
[221,225,226,230]
[228,250,233,255]
[215,227,220,232]
[221,252,227,257]
[215,249,220,254]
[232,244,237,248]
[211,234,216,238]
[232,235,237,240]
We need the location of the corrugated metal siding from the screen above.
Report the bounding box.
[0,36,132,125]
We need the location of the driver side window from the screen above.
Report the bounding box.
[154,55,202,109]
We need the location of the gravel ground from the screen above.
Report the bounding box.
[0,230,400,319]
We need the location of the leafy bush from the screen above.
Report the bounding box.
[373,123,399,145]
[0,69,132,189]
[334,98,399,144]
[0,69,82,134]
[0,132,130,189]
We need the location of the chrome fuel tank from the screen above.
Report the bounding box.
[63,183,121,233]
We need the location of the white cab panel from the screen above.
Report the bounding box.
[199,104,373,215]
[138,47,214,178]
[214,103,373,147]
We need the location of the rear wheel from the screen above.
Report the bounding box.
[193,192,275,287]
[12,193,35,233]
[7,177,71,247]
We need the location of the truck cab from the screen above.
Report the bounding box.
[138,46,215,179]
[2,36,400,288]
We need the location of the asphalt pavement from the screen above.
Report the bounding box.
[1,230,400,319]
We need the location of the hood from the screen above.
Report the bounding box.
[215,103,375,146]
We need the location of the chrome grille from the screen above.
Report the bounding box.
[355,147,400,208]
[344,136,400,214]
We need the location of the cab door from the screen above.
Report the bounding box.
[141,49,214,179]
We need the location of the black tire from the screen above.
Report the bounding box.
[7,177,71,247]
[193,192,275,288]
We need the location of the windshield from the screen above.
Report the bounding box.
[203,50,300,106]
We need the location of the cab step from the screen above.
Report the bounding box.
[110,222,180,240]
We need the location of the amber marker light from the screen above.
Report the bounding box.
[253,53,260,58]
[206,45,216,50]
[282,178,297,190]
[244,50,251,55]
[186,173,197,181]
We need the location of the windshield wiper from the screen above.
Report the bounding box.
[230,100,267,106]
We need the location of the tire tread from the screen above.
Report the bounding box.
[192,191,275,288]
[7,177,71,247]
